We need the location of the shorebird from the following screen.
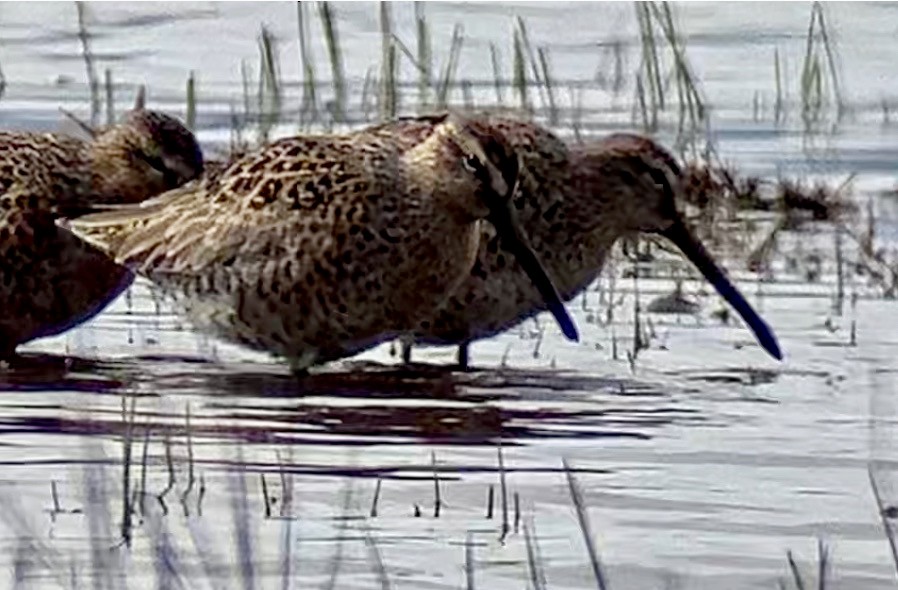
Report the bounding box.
[68,113,578,373]
[402,117,783,367]
[0,108,203,360]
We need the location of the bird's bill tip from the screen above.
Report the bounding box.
[487,205,579,344]
[554,307,580,342]
[662,221,784,362]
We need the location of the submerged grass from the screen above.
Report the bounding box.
[781,540,831,590]
[868,465,898,581]
[0,437,878,590]
[523,517,548,590]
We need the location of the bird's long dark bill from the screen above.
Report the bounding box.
[662,221,783,360]
[488,205,579,342]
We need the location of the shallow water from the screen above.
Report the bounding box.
[2,2,898,589]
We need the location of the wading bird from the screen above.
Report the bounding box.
[68,113,578,374]
[402,118,782,367]
[0,108,203,360]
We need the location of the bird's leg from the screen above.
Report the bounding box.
[400,337,413,365]
[286,349,318,379]
[0,337,16,370]
[290,366,310,379]
[456,342,470,371]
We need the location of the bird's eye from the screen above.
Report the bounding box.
[462,154,481,174]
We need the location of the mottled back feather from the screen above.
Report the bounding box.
[0,109,203,357]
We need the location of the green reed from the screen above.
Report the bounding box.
[379,2,397,121]
[297,2,319,127]
[104,68,114,126]
[632,1,706,145]
[390,32,437,110]
[415,2,432,108]
[774,48,784,124]
[515,17,548,110]
[186,71,196,132]
[651,2,705,141]
[319,1,347,123]
[464,78,476,110]
[360,66,375,121]
[0,54,6,101]
[134,83,146,110]
[800,2,844,128]
[635,1,661,131]
[513,27,529,111]
[75,1,101,128]
[240,59,252,130]
[489,42,504,104]
[596,38,626,95]
[258,25,282,143]
[537,47,558,124]
[436,24,463,108]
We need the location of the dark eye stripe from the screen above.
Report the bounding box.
[462,153,481,174]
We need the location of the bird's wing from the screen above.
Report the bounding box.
[66,133,402,277]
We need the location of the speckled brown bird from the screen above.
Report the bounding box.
[402,117,782,367]
[68,113,578,373]
[0,108,203,359]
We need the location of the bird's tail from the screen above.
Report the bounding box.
[62,181,199,262]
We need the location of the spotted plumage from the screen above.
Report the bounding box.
[404,116,782,366]
[68,113,577,373]
[0,109,203,359]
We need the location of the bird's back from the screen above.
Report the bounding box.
[0,132,93,213]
